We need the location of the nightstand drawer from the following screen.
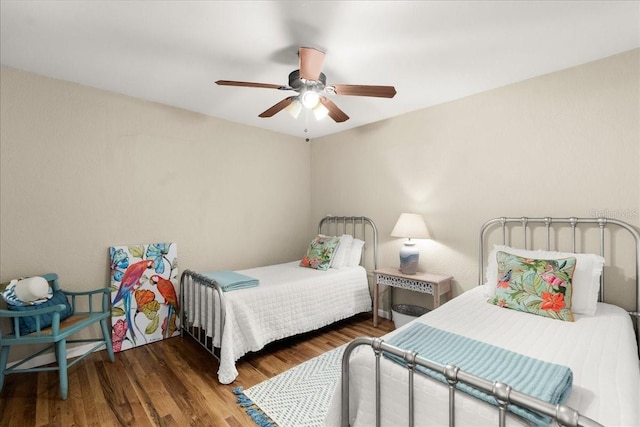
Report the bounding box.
[376,273,438,294]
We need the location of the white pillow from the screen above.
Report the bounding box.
[14,277,50,302]
[485,245,604,315]
[331,234,354,269]
[346,239,365,267]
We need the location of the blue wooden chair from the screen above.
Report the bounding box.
[0,273,114,400]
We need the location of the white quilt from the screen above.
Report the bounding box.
[324,286,640,426]
[188,261,371,384]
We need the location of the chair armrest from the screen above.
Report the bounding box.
[63,288,111,297]
[0,304,67,318]
[0,305,65,338]
[62,287,111,313]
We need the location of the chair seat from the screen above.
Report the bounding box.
[2,312,110,343]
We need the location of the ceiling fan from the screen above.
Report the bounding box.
[215,47,397,123]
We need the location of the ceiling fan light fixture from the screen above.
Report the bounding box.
[312,102,329,120]
[300,90,320,109]
[217,47,396,125]
[285,98,302,119]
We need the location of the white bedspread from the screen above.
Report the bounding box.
[190,261,371,384]
[324,286,639,426]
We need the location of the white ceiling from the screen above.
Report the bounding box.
[1,1,639,140]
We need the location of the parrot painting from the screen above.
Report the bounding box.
[112,259,153,344]
[150,274,179,338]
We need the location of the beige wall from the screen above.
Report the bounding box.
[0,67,312,289]
[1,49,638,362]
[311,49,640,312]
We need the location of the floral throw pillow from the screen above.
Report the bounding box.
[300,235,340,271]
[489,251,577,321]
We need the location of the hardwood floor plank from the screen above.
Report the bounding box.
[0,314,394,426]
[34,373,51,427]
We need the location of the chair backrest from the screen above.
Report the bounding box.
[40,273,61,292]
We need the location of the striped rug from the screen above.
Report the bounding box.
[234,345,345,427]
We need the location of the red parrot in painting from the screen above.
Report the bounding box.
[112,259,153,344]
[150,274,179,338]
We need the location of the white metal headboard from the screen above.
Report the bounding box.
[479,216,640,349]
[318,215,378,271]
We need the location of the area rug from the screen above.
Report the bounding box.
[233,344,345,427]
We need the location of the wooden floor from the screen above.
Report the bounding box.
[0,313,394,427]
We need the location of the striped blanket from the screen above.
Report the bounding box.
[385,323,573,425]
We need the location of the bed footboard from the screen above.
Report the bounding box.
[179,269,226,361]
[341,337,603,427]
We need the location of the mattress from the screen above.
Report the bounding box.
[188,261,371,384]
[324,286,640,426]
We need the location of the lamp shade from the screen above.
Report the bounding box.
[391,213,430,239]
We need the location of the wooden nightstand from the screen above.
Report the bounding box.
[373,268,453,327]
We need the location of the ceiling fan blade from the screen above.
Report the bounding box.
[330,84,397,98]
[258,97,296,118]
[216,80,289,90]
[319,97,349,123]
[299,47,325,81]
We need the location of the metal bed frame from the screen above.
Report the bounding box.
[341,216,640,427]
[179,215,378,366]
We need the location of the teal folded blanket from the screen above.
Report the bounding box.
[385,323,573,426]
[201,271,259,292]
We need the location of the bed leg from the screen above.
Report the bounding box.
[374,339,382,427]
[443,365,460,427]
[406,352,416,427]
[492,381,512,427]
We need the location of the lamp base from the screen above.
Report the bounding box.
[399,243,419,275]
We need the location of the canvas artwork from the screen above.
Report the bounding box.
[109,242,179,352]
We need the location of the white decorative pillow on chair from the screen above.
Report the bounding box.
[1,277,53,306]
[485,245,604,315]
[14,277,50,302]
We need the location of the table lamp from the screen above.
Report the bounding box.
[391,213,430,275]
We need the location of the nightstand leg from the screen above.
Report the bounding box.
[373,279,379,327]
[389,287,393,323]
